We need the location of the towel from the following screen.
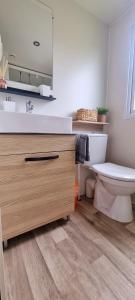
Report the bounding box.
[76,135,90,164]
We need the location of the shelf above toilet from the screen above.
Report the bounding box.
[73,120,109,126]
[72,120,109,133]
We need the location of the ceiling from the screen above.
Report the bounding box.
[74,0,135,23]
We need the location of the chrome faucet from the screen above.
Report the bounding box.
[26,100,34,113]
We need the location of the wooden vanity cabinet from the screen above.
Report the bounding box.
[0,135,75,241]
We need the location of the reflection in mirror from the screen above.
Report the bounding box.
[0,0,53,89]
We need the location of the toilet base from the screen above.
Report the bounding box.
[94,194,133,223]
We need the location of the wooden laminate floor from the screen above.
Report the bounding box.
[3,200,135,300]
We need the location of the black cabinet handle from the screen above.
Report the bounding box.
[25,155,59,162]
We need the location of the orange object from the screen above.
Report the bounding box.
[75,180,79,209]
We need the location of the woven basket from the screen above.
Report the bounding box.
[76,109,97,122]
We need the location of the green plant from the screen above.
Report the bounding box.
[97,107,109,115]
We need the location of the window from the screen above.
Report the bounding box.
[126,25,135,117]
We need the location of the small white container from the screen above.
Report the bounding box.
[86,178,96,199]
[39,85,51,97]
[3,100,16,112]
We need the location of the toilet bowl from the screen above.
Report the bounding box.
[92,163,135,223]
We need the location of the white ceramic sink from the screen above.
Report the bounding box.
[0,111,72,134]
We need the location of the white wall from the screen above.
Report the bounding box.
[107,5,135,168]
[0,0,108,117]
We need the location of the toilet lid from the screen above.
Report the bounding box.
[92,163,135,181]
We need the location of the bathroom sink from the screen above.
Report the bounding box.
[0,111,72,134]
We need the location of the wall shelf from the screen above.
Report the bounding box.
[73,120,109,126]
[0,87,56,101]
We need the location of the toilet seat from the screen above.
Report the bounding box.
[92,163,135,182]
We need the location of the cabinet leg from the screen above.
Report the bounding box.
[66,215,70,222]
[3,240,8,249]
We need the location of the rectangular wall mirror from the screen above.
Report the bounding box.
[0,0,53,92]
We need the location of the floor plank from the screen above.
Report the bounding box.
[35,226,89,300]
[78,200,135,262]
[71,211,135,286]
[93,212,135,262]
[4,239,34,300]
[50,227,69,244]
[126,221,135,234]
[63,221,102,263]
[93,234,135,286]
[20,234,61,300]
[56,235,116,300]
[3,200,135,300]
[77,200,97,222]
[91,255,135,300]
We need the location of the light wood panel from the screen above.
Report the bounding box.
[0,209,6,300]
[0,151,75,240]
[73,122,105,132]
[0,134,75,156]
[73,120,109,125]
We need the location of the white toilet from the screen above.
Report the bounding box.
[92,163,135,223]
[77,133,135,223]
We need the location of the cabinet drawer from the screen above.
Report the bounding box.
[0,134,75,155]
[0,151,75,240]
